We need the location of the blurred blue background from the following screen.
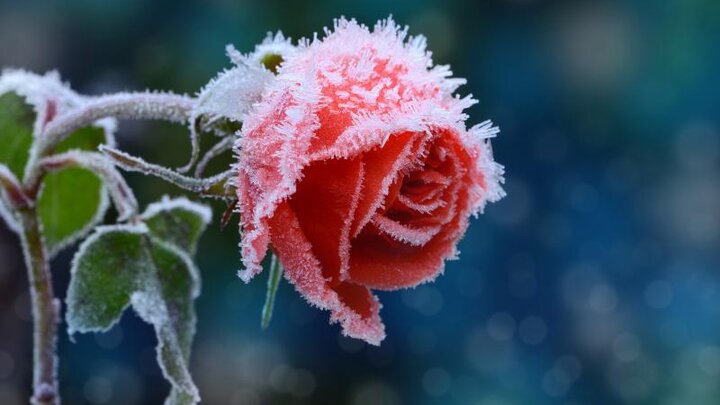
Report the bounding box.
[1,0,720,404]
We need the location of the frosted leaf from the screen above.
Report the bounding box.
[0,70,119,254]
[38,126,115,256]
[0,92,35,179]
[0,69,83,139]
[66,224,149,335]
[40,150,138,222]
[141,195,212,256]
[66,198,211,404]
[192,62,273,135]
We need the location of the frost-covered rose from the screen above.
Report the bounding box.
[235,18,504,344]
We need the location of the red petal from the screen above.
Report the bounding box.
[269,201,386,345]
[350,132,425,238]
[288,157,364,282]
[348,182,472,290]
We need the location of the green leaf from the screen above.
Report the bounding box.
[0,92,34,179]
[38,126,111,254]
[55,126,107,152]
[0,91,113,250]
[66,226,145,331]
[66,198,211,405]
[142,197,212,254]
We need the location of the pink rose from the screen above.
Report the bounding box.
[236,18,504,344]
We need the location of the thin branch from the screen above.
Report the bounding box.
[100,145,234,196]
[44,92,193,148]
[24,92,196,187]
[194,136,234,177]
[178,119,201,175]
[0,164,31,209]
[39,151,139,221]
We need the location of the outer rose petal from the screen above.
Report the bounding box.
[268,202,386,344]
[288,157,364,281]
[236,80,321,282]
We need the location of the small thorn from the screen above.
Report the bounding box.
[220,199,237,230]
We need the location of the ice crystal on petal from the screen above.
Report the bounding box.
[66,197,209,404]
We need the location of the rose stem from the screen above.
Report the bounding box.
[19,207,59,405]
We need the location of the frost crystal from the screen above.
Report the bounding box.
[0,195,19,232]
[192,32,297,135]
[0,69,82,137]
[192,63,273,130]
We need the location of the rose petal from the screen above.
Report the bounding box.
[350,132,425,238]
[269,202,386,344]
[236,78,321,282]
[288,157,364,281]
[348,186,471,290]
[370,213,442,246]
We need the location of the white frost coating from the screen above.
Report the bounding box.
[130,239,200,403]
[41,92,193,150]
[101,145,234,198]
[192,33,294,140]
[0,70,119,252]
[245,31,297,67]
[0,163,30,207]
[67,222,201,403]
[371,214,442,246]
[0,69,82,138]
[465,119,505,215]
[194,136,234,177]
[94,117,118,148]
[192,63,273,128]
[0,196,20,233]
[141,195,213,226]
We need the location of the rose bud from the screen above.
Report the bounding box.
[235,17,505,345]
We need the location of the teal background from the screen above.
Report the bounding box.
[1,0,720,404]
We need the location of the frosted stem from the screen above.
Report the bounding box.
[19,208,59,405]
[0,164,31,209]
[24,92,196,187]
[194,136,234,177]
[101,145,234,198]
